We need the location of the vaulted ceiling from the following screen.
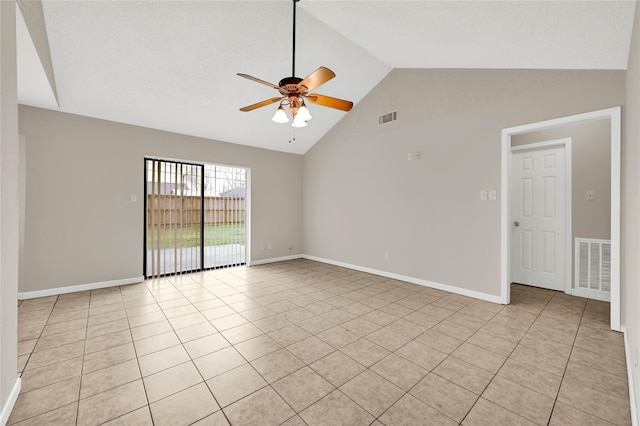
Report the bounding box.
[17,1,637,154]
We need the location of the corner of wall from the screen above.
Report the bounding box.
[623,1,640,424]
[0,378,21,426]
[0,0,20,414]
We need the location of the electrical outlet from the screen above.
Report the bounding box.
[384,251,390,261]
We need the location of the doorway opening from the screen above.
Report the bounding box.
[510,139,571,293]
[144,158,249,278]
[501,106,621,331]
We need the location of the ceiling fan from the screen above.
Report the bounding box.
[237,0,353,128]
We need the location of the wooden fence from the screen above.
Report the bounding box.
[147,195,246,226]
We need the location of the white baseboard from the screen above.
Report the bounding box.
[249,255,303,266]
[0,377,21,426]
[622,326,639,426]
[302,255,503,304]
[571,287,611,302]
[18,276,144,300]
[21,256,502,303]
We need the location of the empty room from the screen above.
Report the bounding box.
[1,0,639,425]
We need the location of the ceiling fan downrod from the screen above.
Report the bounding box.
[278,0,302,89]
[292,0,300,78]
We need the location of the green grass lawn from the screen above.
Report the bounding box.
[147,223,245,249]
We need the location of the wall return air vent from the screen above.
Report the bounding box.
[378,110,398,126]
[574,238,611,301]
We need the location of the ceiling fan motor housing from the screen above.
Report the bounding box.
[279,77,304,94]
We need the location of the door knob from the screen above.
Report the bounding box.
[514,221,520,227]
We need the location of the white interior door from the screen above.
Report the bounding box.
[510,143,567,291]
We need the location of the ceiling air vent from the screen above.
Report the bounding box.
[378,110,398,126]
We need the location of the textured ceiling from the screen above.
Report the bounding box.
[17,1,637,155]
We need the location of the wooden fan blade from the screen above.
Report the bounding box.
[306,94,353,111]
[297,67,336,93]
[239,97,283,112]
[237,73,280,90]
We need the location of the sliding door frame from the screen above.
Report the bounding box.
[143,156,250,278]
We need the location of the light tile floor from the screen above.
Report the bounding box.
[11,259,631,425]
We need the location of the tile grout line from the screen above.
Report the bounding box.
[457,287,557,426]
[372,295,501,425]
[75,290,91,426]
[344,286,497,423]
[120,282,155,425]
[304,287,450,422]
[142,277,213,424]
[544,294,588,426]
[185,270,405,423]
[224,277,421,423]
[18,295,59,376]
[13,264,624,426]
[17,294,109,423]
[546,297,629,426]
[215,276,329,423]
[289,291,472,424]
[9,295,60,425]
[152,273,255,425]
[77,286,137,425]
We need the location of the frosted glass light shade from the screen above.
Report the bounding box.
[291,117,307,128]
[297,105,312,121]
[272,106,289,123]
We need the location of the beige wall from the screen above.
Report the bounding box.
[623,1,640,422]
[303,69,625,297]
[0,0,20,415]
[18,106,303,293]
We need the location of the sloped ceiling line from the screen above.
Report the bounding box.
[15,1,637,155]
[17,0,58,105]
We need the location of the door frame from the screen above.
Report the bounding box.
[510,138,572,293]
[501,106,621,331]
[143,156,252,277]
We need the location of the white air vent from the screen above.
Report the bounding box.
[378,110,398,126]
[573,238,611,301]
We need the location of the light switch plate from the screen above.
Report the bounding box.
[480,191,488,201]
[131,194,137,202]
[489,190,497,200]
[586,190,595,200]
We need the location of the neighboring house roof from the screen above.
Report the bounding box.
[218,187,246,198]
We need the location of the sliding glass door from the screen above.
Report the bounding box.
[203,165,247,269]
[145,158,247,278]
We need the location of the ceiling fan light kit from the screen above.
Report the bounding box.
[238,0,353,128]
[272,106,290,124]
[297,104,312,121]
[292,117,308,128]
